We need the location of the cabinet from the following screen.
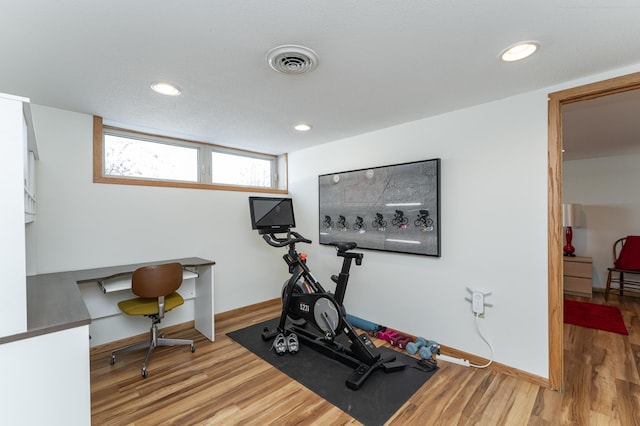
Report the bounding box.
[563,256,592,297]
[0,92,36,336]
[0,94,90,424]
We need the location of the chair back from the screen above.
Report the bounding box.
[613,237,626,263]
[613,236,640,270]
[131,263,183,298]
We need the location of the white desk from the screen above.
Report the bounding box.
[75,257,215,346]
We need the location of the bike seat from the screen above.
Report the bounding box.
[330,241,357,253]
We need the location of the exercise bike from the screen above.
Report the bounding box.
[259,230,403,390]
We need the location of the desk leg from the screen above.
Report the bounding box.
[194,265,214,341]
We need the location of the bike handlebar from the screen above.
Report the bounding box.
[262,231,312,248]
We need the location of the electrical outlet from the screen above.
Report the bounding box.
[472,291,484,314]
[466,287,492,315]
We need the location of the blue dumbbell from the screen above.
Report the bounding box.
[419,340,440,359]
[406,337,427,355]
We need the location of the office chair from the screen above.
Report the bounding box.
[110,262,195,378]
[605,236,640,300]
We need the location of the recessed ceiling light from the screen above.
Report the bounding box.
[150,81,181,96]
[501,41,539,62]
[294,123,312,132]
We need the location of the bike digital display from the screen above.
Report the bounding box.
[249,196,296,233]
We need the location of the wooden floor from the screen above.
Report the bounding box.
[90,293,640,425]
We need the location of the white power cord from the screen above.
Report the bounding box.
[469,311,494,369]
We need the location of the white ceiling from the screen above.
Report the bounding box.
[2,0,640,155]
[562,89,640,161]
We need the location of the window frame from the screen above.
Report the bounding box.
[93,116,288,194]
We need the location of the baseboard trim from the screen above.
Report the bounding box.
[90,297,551,388]
[437,344,550,388]
[215,298,280,322]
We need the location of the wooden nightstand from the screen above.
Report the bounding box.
[563,256,593,297]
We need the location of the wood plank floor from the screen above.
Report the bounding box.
[90,293,640,425]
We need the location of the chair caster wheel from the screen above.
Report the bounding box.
[110,355,116,365]
[190,343,196,353]
[141,368,148,378]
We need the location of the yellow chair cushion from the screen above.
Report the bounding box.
[118,292,185,316]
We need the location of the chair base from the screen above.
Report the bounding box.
[110,319,195,378]
[605,268,640,300]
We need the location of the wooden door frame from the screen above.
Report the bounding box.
[548,71,640,391]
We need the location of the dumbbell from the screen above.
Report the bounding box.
[377,329,399,343]
[372,325,386,338]
[406,337,427,355]
[396,335,413,349]
[390,333,410,347]
[419,340,440,359]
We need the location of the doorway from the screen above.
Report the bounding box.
[547,71,640,390]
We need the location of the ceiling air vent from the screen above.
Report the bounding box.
[266,45,319,75]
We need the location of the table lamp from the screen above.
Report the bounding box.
[562,203,582,256]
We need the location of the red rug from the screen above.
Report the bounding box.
[564,299,628,335]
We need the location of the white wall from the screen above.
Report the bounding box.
[563,153,640,288]
[30,105,289,314]
[289,91,550,377]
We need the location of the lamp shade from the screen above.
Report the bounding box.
[562,203,582,228]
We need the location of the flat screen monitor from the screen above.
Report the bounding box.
[249,197,296,233]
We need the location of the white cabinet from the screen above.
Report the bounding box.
[0,93,37,337]
[563,256,592,297]
[0,96,89,424]
[0,326,91,425]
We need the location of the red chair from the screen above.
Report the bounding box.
[605,236,640,300]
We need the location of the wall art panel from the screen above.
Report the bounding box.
[319,158,440,256]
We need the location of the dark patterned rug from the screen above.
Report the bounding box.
[227,318,437,426]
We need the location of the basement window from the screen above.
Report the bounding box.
[104,133,199,182]
[211,150,275,187]
[93,117,288,193]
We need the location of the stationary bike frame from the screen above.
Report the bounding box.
[270,232,363,339]
[260,230,399,389]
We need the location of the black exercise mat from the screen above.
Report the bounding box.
[227,318,437,426]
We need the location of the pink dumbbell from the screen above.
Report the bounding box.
[378,329,399,343]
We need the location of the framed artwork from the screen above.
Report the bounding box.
[318,158,440,256]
